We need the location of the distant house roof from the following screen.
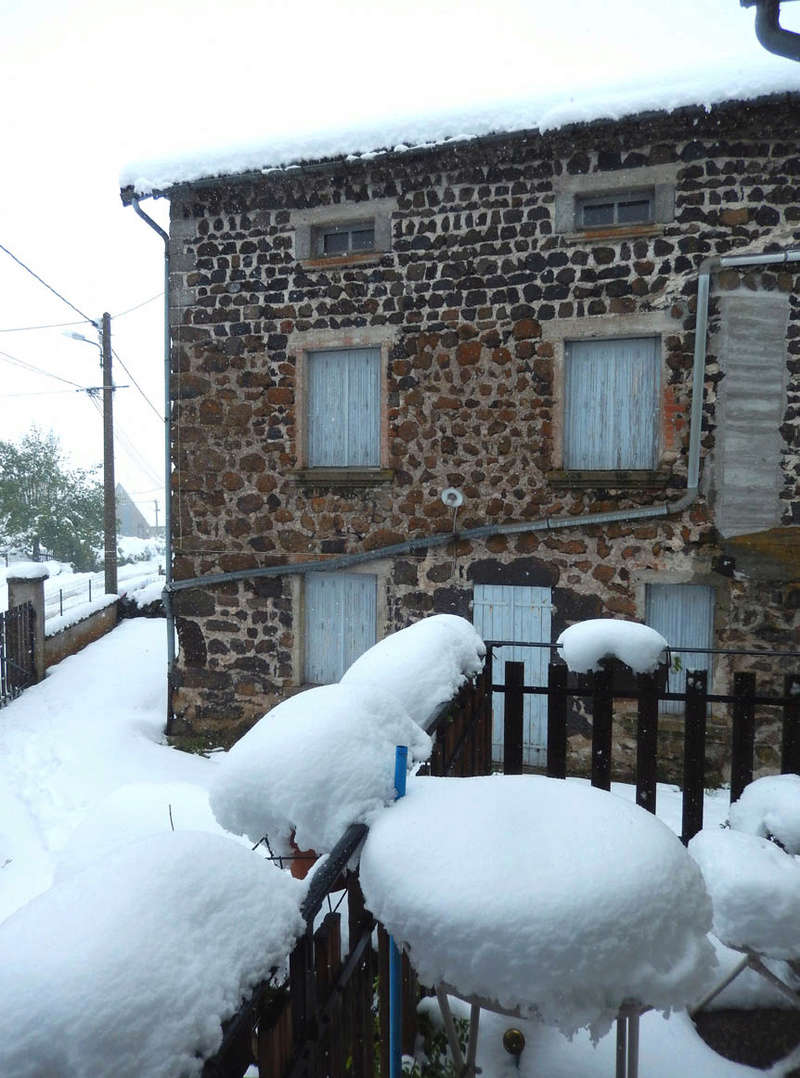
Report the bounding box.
[120,62,800,201]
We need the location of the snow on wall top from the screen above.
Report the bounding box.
[0,830,305,1078]
[360,774,714,1034]
[6,562,49,582]
[120,64,800,197]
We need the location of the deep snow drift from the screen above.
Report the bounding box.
[0,831,304,1078]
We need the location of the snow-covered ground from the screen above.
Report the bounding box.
[0,618,796,1076]
[1,536,165,622]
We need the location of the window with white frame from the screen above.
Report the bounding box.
[307,347,381,468]
[304,572,377,683]
[563,336,660,470]
[645,583,715,714]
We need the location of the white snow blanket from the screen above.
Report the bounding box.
[341,614,485,727]
[557,619,667,674]
[5,561,49,581]
[361,775,713,1034]
[210,682,431,853]
[0,831,305,1078]
[689,826,800,959]
[728,773,800,854]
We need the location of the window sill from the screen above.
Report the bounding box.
[294,468,394,488]
[299,252,386,271]
[563,223,665,242]
[547,469,671,490]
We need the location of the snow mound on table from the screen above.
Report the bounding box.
[210,682,431,853]
[728,773,800,854]
[54,781,241,882]
[689,827,800,959]
[557,619,667,674]
[341,614,485,727]
[361,775,713,1035]
[0,830,304,1078]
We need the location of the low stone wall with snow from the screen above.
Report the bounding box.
[45,600,119,668]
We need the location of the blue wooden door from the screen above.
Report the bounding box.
[645,583,714,714]
[472,584,552,766]
[305,572,377,683]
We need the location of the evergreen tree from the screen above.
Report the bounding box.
[0,428,103,570]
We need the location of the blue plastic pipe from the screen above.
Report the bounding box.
[389,745,408,1078]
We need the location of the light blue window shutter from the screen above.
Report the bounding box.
[308,348,380,467]
[645,583,714,714]
[565,337,659,469]
[305,572,377,683]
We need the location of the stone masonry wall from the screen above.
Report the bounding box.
[164,96,800,750]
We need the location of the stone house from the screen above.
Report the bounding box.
[122,91,800,770]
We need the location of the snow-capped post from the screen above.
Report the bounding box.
[389,744,408,1078]
[7,563,48,684]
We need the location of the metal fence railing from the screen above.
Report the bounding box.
[0,601,35,708]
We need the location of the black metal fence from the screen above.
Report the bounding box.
[201,646,800,1076]
[0,601,35,707]
[202,670,493,1078]
[493,650,800,843]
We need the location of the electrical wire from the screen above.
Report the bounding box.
[0,243,97,326]
[0,348,86,389]
[112,292,163,319]
[111,348,163,422]
[0,318,89,333]
[0,389,84,398]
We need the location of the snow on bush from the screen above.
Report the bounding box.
[728,773,800,854]
[557,619,667,674]
[689,827,800,959]
[360,775,714,1035]
[0,831,305,1078]
[210,682,431,854]
[341,614,485,727]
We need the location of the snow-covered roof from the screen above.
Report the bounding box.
[121,65,800,198]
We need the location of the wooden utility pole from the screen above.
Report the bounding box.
[101,312,118,595]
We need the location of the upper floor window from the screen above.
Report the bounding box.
[564,336,660,470]
[307,347,381,468]
[577,190,654,229]
[314,220,375,257]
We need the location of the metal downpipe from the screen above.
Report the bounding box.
[743,0,800,61]
[130,198,176,728]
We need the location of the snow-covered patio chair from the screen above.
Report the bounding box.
[360,773,714,1078]
[689,773,800,1015]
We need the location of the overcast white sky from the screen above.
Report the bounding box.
[1,0,798,526]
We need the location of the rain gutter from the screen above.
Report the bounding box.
[741,0,800,62]
[129,197,176,724]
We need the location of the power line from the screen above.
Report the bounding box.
[111,347,163,421]
[0,317,89,333]
[0,389,83,398]
[0,348,86,389]
[112,292,163,319]
[0,290,162,333]
[0,242,97,326]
